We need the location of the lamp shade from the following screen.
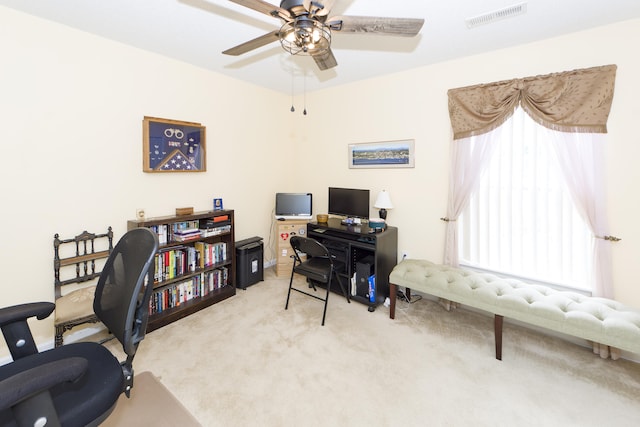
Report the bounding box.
[374,190,393,210]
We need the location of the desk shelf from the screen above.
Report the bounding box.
[307,219,398,311]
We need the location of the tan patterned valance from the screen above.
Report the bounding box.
[447,65,617,140]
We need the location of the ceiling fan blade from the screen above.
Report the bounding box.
[228,0,291,20]
[223,30,281,56]
[328,16,425,37]
[311,48,338,70]
[304,0,336,17]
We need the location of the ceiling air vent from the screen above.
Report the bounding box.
[465,2,528,29]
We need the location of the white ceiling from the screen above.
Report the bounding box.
[2,0,639,95]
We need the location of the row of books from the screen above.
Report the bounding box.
[172,219,200,235]
[148,220,231,244]
[154,246,196,283]
[154,242,228,283]
[194,241,227,268]
[149,267,230,315]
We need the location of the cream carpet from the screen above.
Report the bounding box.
[114,267,640,426]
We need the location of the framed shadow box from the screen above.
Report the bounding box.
[143,116,206,172]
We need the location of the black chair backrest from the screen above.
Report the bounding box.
[93,228,158,357]
[290,236,330,260]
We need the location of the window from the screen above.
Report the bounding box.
[458,108,593,290]
[446,65,615,297]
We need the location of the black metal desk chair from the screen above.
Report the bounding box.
[0,228,158,427]
[285,236,350,325]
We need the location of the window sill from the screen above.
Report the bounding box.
[458,263,592,297]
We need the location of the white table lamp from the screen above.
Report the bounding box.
[374,190,393,220]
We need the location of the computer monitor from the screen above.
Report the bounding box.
[275,193,313,220]
[328,187,370,219]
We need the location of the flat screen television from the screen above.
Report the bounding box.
[328,187,370,219]
[275,193,313,220]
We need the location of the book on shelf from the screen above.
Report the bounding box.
[200,218,231,228]
[173,231,202,242]
[171,221,201,242]
[172,220,200,232]
[212,215,229,223]
[200,225,231,237]
[174,228,200,235]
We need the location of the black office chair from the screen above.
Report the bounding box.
[285,236,350,325]
[0,227,158,427]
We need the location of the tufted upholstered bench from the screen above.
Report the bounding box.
[389,259,640,360]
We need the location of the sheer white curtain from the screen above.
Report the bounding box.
[446,111,613,297]
[446,65,617,297]
[443,126,501,266]
[545,129,612,297]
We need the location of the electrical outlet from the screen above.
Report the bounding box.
[402,251,409,260]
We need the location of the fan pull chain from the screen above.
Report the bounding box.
[290,70,295,112]
[303,74,307,116]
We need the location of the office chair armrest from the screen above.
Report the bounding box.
[0,357,88,427]
[0,302,55,360]
[0,302,55,326]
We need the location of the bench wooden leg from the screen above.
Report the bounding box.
[390,283,397,319]
[494,314,503,361]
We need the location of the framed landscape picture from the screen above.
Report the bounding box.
[143,116,206,172]
[348,140,415,169]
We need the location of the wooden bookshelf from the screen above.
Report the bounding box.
[127,210,236,332]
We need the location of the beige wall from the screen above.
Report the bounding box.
[303,18,640,307]
[1,4,639,349]
[0,7,292,344]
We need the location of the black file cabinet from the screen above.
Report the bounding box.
[236,236,264,289]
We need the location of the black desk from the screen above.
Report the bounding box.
[307,219,398,311]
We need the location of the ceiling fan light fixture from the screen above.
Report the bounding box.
[280,17,331,56]
[225,0,424,71]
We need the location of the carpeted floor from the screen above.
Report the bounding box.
[107,267,640,426]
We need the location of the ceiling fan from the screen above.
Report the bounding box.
[223,0,425,70]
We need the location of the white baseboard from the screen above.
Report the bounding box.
[0,325,107,366]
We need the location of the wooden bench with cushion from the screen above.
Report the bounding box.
[389,259,640,360]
